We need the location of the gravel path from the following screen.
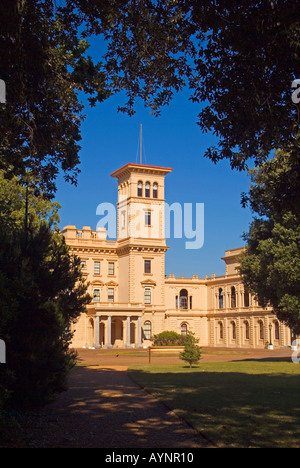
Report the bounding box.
[12,364,211,448]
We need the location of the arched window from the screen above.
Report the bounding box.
[181,322,188,336]
[137,181,143,197]
[219,288,224,309]
[153,182,158,198]
[244,289,250,307]
[231,321,236,340]
[244,321,250,340]
[231,286,236,308]
[219,321,224,340]
[179,289,188,309]
[258,320,264,340]
[274,321,280,340]
[143,321,152,340]
[145,181,150,197]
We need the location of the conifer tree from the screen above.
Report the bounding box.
[0,174,90,409]
[180,332,202,368]
[239,150,300,335]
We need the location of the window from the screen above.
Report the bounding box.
[274,321,280,340]
[144,287,151,304]
[137,181,143,197]
[108,262,115,275]
[179,289,188,309]
[108,288,114,303]
[153,182,158,198]
[258,320,264,340]
[245,321,250,340]
[144,321,152,340]
[145,211,151,226]
[244,289,250,307]
[231,286,236,308]
[145,181,150,197]
[93,288,100,303]
[181,323,188,336]
[144,259,151,274]
[232,321,236,340]
[219,288,224,309]
[189,296,193,309]
[219,322,224,340]
[80,260,86,269]
[94,261,100,275]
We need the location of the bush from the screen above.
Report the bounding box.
[152,331,185,346]
[180,332,202,367]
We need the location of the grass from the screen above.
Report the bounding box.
[128,360,300,448]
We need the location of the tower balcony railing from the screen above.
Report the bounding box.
[176,298,189,310]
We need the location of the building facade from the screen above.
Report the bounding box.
[62,163,292,350]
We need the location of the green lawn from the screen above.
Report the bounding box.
[128,361,300,448]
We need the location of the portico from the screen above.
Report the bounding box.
[87,304,144,348]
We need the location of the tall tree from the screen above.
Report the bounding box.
[0,174,90,409]
[0,170,60,231]
[0,224,91,408]
[239,150,300,335]
[0,0,111,196]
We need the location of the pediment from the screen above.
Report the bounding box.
[106,280,118,286]
[91,280,104,286]
[141,278,157,286]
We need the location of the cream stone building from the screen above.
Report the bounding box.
[61,162,293,350]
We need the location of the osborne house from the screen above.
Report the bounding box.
[62,162,293,350]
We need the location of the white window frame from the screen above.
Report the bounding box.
[94,261,100,275]
[93,288,100,303]
[108,262,115,275]
[144,287,151,304]
[144,321,152,340]
[108,288,114,303]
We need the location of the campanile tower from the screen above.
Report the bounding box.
[111,163,172,305]
[110,163,172,241]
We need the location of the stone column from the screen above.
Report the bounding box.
[95,316,100,348]
[137,316,142,348]
[126,316,131,348]
[106,316,112,348]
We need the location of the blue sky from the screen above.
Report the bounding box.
[54,82,254,278]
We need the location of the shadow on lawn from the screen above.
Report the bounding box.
[1,365,211,448]
[129,367,300,448]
